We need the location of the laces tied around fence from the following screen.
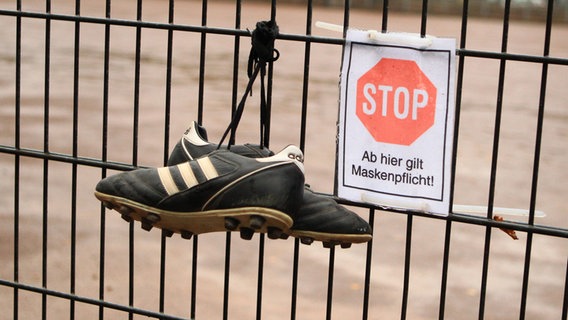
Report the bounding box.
[248,20,280,78]
[218,20,280,150]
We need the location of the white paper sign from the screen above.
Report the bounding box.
[336,30,456,216]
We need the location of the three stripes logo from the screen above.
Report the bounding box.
[158,157,220,196]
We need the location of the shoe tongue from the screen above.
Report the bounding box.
[183,121,209,146]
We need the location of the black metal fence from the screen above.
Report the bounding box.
[1,0,567,319]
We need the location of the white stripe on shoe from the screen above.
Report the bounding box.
[197,157,219,180]
[177,162,199,189]
[158,167,179,195]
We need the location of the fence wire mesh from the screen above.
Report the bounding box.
[0,0,567,319]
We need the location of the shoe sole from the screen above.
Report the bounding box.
[288,230,373,249]
[94,191,293,240]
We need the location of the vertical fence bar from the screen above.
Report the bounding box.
[99,1,112,318]
[256,235,265,320]
[129,0,150,314]
[190,236,198,319]
[298,0,312,152]
[401,215,413,320]
[404,3,429,317]
[250,0,269,316]
[361,209,375,320]
[438,220,452,320]
[440,0,470,318]
[13,1,22,320]
[290,0,313,315]
[420,0,428,37]
[133,0,142,166]
[262,0,277,148]
[129,1,145,318]
[128,220,134,320]
[381,0,389,33]
[324,1,352,319]
[562,258,568,320]
[163,0,175,166]
[99,58,107,320]
[528,1,553,223]
[290,0,313,312]
[290,238,300,320]
[223,233,231,320]
[159,231,167,313]
[342,0,350,38]
[42,1,52,319]
[325,246,336,320]
[159,0,176,314]
[229,0,241,144]
[220,2,242,317]
[191,1,209,318]
[519,1,554,318]
[478,220,492,318]
[404,6,430,309]
[197,0,207,124]
[70,1,81,319]
[479,1,511,318]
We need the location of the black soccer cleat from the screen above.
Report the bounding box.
[289,187,372,247]
[95,145,305,240]
[167,121,372,247]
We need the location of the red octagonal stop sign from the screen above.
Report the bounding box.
[356,58,436,145]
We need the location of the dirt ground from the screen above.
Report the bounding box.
[0,1,567,319]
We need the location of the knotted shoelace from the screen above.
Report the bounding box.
[218,20,280,150]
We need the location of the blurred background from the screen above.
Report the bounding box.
[0,0,567,319]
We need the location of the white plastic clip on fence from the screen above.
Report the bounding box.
[360,193,546,217]
[315,21,345,33]
[367,30,434,49]
[315,21,435,49]
[452,204,546,218]
[361,193,432,213]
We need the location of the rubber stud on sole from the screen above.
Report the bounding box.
[141,219,153,231]
[102,201,115,210]
[340,243,352,249]
[163,229,174,238]
[181,230,193,240]
[279,233,290,240]
[224,217,240,231]
[120,214,132,223]
[300,237,314,245]
[249,215,266,230]
[240,227,255,240]
[267,227,283,239]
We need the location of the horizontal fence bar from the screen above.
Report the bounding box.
[335,196,568,239]
[0,279,187,320]
[1,144,566,239]
[0,9,342,45]
[449,212,567,238]
[458,48,568,65]
[1,9,568,66]
[0,145,137,171]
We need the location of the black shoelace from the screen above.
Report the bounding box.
[218,20,280,150]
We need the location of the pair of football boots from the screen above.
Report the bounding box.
[95,122,372,248]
